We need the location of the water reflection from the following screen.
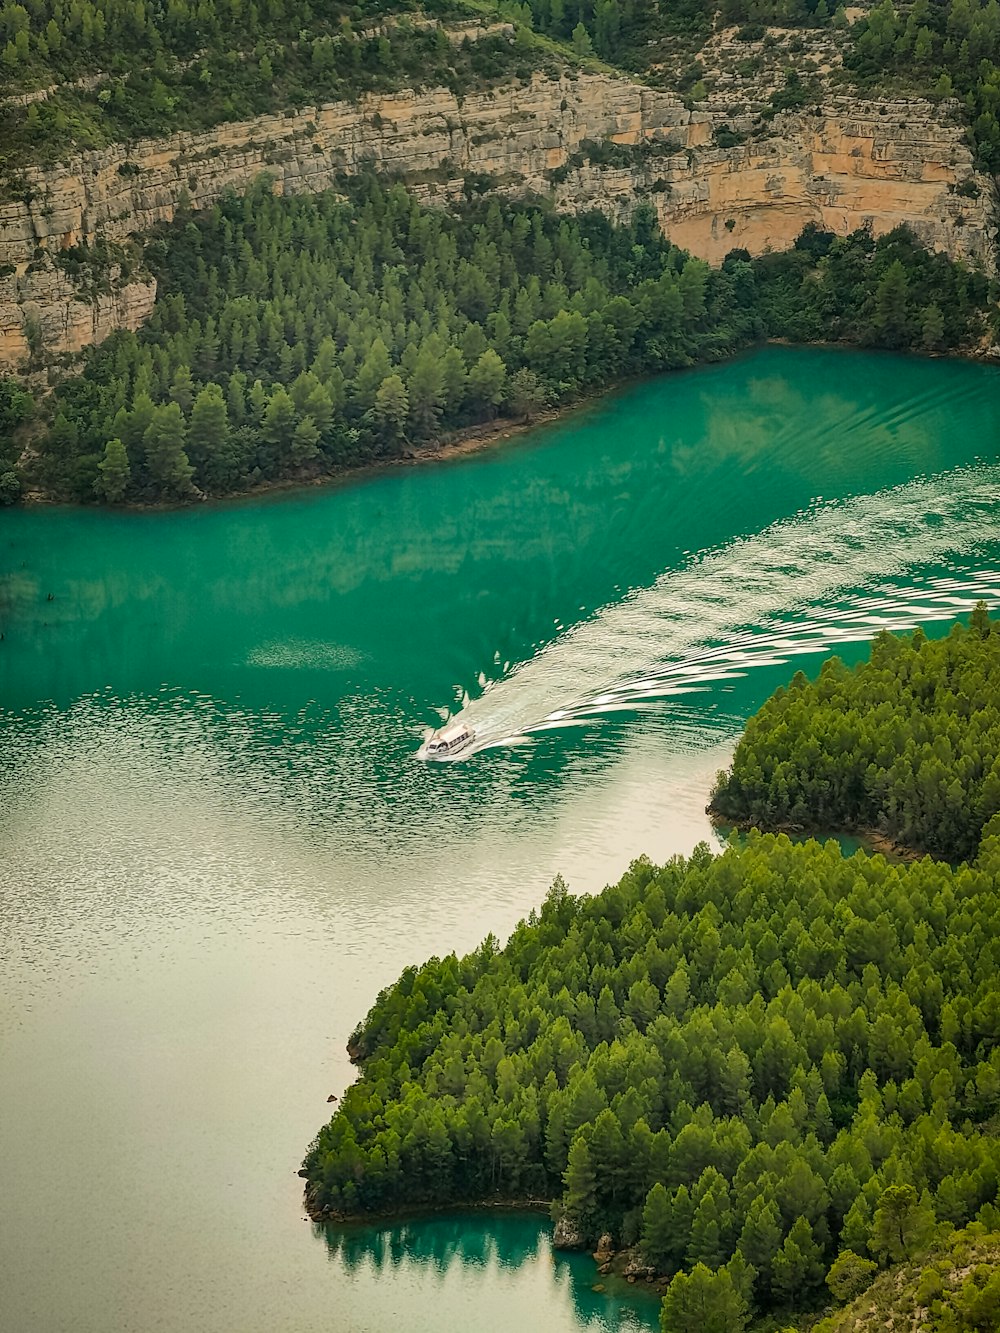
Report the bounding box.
[319,1212,658,1332]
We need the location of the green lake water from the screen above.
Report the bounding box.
[2,346,1000,1332]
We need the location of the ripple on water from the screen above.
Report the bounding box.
[449,465,1000,751]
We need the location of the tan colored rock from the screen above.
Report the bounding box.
[0,263,156,369]
[0,73,990,370]
[655,101,989,268]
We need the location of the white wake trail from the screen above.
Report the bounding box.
[443,463,1000,752]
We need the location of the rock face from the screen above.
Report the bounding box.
[552,1212,587,1250]
[0,70,991,369]
[0,263,156,370]
[653,99,992,268]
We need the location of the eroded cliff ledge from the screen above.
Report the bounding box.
[0,71,991,369]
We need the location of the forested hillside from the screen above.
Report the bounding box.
[304,831,1000,1327]
[709,605,1000,862]
[14,178,986,505]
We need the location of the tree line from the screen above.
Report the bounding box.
[710,605,1000,863]
[303,709,1000,1330]
[15,178,988,506]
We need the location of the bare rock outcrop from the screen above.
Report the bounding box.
[0,263,155,370]
[552,1212,587,1249]
[653,99,992,267]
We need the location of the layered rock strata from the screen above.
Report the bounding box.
[0,71,991,369]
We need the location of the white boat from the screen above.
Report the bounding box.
[421,721,476,759]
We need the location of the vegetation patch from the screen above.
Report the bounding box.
[812,1224,1000,1331]
[546,135,685,183]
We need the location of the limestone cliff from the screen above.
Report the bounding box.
[0,69,991,369]
[0,263,156,370]
[656,99,992,267]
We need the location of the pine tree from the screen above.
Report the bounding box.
[95,437,130,502]
[440,346,467,416]
[869,1185,936,1264]
[873,260,910,348]
[563,1135,597,1232]
[142,402,194,497]
[571,21,593,55]
[921,303,945,350]
[169,364,195,413]
[373,373,409,451]
[661,1263,748,1333]
[641,1182,673,1269]
[467,348,507,420]
[261,386,297,473]
[737,1196,783,1291]
[971,599,991,638]
[407,344,445,439]
[187,382,230,483]
[291,415,320,467]
[354,337,393,410]
[772,1218,825,1303]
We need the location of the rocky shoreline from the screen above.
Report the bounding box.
[553,1219,670,1293]
[304,1193,670,1298]
[706,809,928,863]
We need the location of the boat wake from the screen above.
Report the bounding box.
[438,462,1000,756]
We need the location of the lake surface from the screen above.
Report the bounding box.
[2,346,1000,1332]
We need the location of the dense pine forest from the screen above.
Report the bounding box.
[4,178,987,505]
[303,612,1000,1331]
[709,607,1000,862]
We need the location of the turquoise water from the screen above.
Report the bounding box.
[2,347,1000,1331]
[319,1212,658,1331]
